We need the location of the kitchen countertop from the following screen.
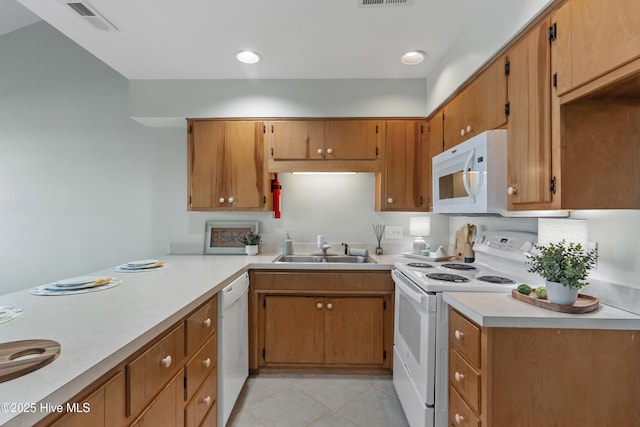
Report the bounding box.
[0,253,403,426]
[443,291,640,330]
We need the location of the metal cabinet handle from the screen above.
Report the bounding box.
[387,197,394,204]
[326,148,333,154]
[317,148,323,155]
[455,413,464,424]
[203,318,212,328]
[454,330,464,340]
[326,303,333,310]
[508,186,518,196]
[203,396,212,406]
[228,197,235,203]
[160,355,172,368]
[316,302,323,309]
[219,197,225,203]
[203,358,211,368]
[454,371,464,382]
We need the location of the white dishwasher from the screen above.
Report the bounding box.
[217,272,249,427]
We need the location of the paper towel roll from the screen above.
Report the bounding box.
[349,248,369,257]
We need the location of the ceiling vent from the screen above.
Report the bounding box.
[61,1,118,31]
[358,0,412,7]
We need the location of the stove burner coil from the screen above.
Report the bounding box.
[441,263,477,271]
[476,275,516,284]
[406,262,433,268]
[425,273,470,283]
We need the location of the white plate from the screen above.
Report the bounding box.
[53,276,106,287]
[126,259,159,267]
[49,277,112,290]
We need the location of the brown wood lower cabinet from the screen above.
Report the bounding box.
[250,270,393,373]
[40,296,218,427]
[449,307,640,426]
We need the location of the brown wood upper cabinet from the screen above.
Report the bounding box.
[443,58,508,150]
[552,0,640,97]
[376,119,430,211]
[187,119,269,211]
[505,21,557,211]
[267,119,382,172]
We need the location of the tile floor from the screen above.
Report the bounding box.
[227,374,409,427]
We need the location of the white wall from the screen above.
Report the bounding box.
[0,22,181,294]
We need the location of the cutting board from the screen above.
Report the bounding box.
[0,339,61,383]
[511,289,599,313]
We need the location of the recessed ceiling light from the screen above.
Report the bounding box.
[235,50,261,64]
[401,50,425,65]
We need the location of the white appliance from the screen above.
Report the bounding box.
[392,230,540,427]
[218,272,250,427]
[432,130,507,215]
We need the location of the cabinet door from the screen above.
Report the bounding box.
[325,297,385,365]
[130,373,184,427]
[560,0,640,93]
[225,121,268,209]
[324,120,380,160]
[467,58,508,134]
[506,22,553,210]
[443,93,467,150]
[268,121,324,160]
[263,296,324,364]
[188,121,226,209]
[381,120,426,211]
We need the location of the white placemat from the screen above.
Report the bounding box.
[0,306,23,324]
[29,279,121,296]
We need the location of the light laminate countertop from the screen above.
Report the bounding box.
[443,291,640,330]
[0,253,402,426]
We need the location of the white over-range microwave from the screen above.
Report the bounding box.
[432,130,508,215]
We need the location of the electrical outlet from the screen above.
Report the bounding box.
[384,226,403,239]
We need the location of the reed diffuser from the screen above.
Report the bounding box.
[373,224,385,255]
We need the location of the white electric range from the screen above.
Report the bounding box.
[392,230,539,427]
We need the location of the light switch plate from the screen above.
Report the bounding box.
[384,226,403,239]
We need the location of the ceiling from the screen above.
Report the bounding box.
[7,0,539,81]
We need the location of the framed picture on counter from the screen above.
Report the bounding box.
[204,220,259,254]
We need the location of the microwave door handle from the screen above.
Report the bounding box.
[462,149,475,202]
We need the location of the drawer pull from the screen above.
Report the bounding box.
[203,358,211,368]
[203,318,212,328]
[316,302,323,309]
[454,371,465,382]
[326,303,333,310]
[454,330,465,340]
[203,396,212,406]
[455,413,464,424]
[160,355,172,368]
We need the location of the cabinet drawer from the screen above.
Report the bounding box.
[186,297,217,356]
[449,309,480,367]
[185,333,217,401]
[449,348,481,412]
[449,387,480,427]
[185,369,217,427]
[128,324,185,416]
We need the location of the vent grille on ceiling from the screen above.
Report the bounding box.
[358,0,412,7]
[61,1,118,31]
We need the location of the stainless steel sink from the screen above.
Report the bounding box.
[272,254,376,264]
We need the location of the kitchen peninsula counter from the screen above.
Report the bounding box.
[443,291,640,330]
[0,253,402,426]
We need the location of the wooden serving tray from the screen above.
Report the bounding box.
[0,339,60,383]
[511,289,599,314]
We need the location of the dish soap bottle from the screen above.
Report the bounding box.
[283,232,293,255]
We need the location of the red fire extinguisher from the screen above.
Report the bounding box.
[272,173,281,219]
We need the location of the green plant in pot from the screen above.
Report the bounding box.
[527,240,597,305]
[239,231,262,255]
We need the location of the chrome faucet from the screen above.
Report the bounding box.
[321,242,331,257]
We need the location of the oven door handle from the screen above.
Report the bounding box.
[462,149,475,202]
[392,270,428,305]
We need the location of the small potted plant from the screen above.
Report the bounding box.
[239,231,262,255]
[527,240,597,305]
